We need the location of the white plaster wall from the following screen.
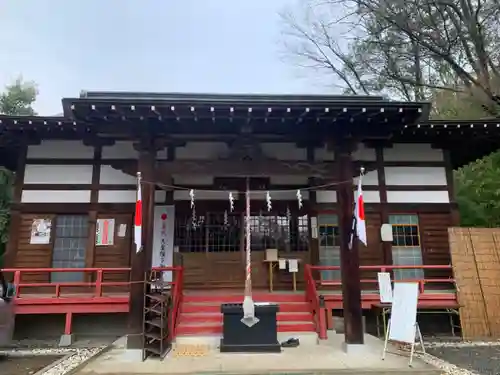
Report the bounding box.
[385,167,447,185]
[352,143,376,161]
[98,190,166,203]
[383,143,444,162]
[386,191,449,203]
[314,146,334,161]
[316,191,337,203]
[101,141,137,159]
[353,170,378,185]
[21,190,91,203]
[176,142,228,160]
[24,165,93,184]
[173,190,239,200]
[99,166,136,185]
[261,143,307,160]
[27,141,94,159]
[315,190,380,203]
[173,175,214,185]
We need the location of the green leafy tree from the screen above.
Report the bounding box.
[455,152,500,227]
[431,83,500,226]
[0,78,38,264]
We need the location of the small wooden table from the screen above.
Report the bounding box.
[263,259,299,292]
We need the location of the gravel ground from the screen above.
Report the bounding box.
[0,347,106,375]
[0,355,63,375]
[426,345,500,375]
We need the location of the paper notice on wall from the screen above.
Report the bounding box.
[96,219,115,246]
[30,218,52,244]
[117,224,127,238]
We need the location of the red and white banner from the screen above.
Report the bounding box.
[134,176,142,253]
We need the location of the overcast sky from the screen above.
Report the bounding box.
[0,0,331,115]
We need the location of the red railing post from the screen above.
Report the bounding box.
[318,295,327,340]
[13,271,21,298]
[95,270,103,297]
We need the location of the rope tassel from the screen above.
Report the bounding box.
[242,178,259,327]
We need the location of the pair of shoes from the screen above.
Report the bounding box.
[281,337,299,348]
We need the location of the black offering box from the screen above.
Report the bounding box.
[219,303,281,353]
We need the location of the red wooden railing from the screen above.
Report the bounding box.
[304,264,327,339]
[304,264,457,339]
[0,266,185,338]
[312,264,456,294]
[167,267,184,338]
[2,267,132,298]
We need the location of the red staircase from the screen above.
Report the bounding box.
[176,292,316,336]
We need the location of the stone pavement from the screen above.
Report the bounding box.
[75,334,441,374]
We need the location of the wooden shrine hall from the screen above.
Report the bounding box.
[0,91,498,355]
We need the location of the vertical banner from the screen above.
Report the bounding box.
[152,205,176,282]
[96,218,115,246]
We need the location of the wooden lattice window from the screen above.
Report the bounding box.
[249,213,309,252]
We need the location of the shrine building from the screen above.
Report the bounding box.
[0,91,496,352]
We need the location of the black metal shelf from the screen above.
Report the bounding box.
[142,272,172,361]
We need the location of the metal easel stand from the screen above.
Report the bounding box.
[381,318,426,367]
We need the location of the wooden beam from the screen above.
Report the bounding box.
[335,141,364,345]
[127,139,157,350]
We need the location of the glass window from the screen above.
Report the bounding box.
[389,214,424,280]
[318,214,340,281]
[51,215,88,282]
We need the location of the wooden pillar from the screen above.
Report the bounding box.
[306,146,319,266]
[375,147,392,266]
[335,142,364,345]
[85,143,102,274]
[4,143,27,269]
[127,140,157,350]
[443,149,460,226]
